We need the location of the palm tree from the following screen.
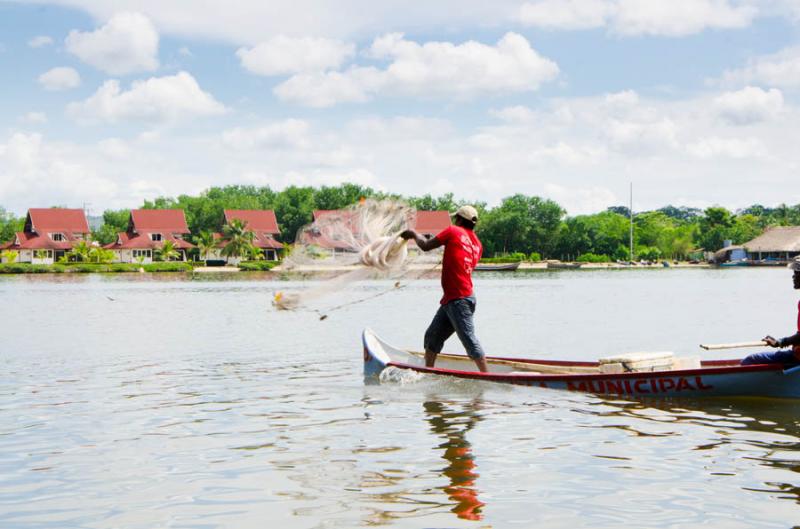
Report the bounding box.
[88,247,115,264]
[193,231,217,263]
[69,240,92,262]
[246,244,264,261]
[221,219,255,261]
[1,250,18,263]
[156,240,180,261]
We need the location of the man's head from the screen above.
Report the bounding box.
[791,257,800,289]
[453,205,479,230]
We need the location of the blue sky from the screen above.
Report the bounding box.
[2,0,800,216]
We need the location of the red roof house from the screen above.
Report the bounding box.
[224,210,282,250]
[213,209,283,262]
[1,208,90,263]
[105,209,194,263]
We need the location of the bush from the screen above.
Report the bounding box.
[635,246,662,261]
[480,252,527,264]
[528,252,541,262]
[68,263,108,273]
[108,264,142,273]
[577,253,611,263]
[0,263,66,273]
[238,260,278,271]
[143,262,193,273]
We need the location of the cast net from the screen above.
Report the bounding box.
[274,199,436,311]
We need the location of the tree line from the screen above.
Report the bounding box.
[2,184,800,262]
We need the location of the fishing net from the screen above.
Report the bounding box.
[274,199,436,311]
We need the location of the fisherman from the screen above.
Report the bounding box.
[741,256,800,366]
[400,205,489,372]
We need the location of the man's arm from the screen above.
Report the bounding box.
[400,230,443,252]
[764,333,800,347]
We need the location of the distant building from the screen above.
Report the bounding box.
[743,226,800,262]
[105,209,195,263]
[712,245,747,264]
[1,208,90,264]
[215,209,283,263]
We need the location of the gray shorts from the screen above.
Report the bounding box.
[424,296,485,360]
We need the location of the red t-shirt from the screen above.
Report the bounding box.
[435,225,482,305]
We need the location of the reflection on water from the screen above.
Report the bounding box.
[588,396,800,504]
[3,271,800,527]
[424,399,485,521]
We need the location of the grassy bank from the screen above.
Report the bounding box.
[0,262,195,274]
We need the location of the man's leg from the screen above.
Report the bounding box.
[741,349,799,366]
[445,297,488,372]
[424,305,454,367]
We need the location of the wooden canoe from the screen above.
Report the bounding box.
[546,262,582,269]
[362,329,800,399]
[474,262,520,272]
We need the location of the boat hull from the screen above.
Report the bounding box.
[475,262,520,272]
[362,329,800,399]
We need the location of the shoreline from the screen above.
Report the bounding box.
[0,261,728,276]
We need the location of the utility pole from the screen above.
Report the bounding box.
[629,182,634,265]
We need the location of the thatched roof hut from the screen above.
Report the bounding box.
[744,226,800,253]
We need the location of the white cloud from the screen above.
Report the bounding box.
[221,120,310,150]
[37,66,81,91]
[65,12,159,75]
[604,89,640,108]
[274,67,382,107]
[490,105,539,123]
[607,117,679,151]
[67,71,226,123]
[519,0,614,30]
[28,35,54,48]
[97,137,131,159]
[518,0,757,36]
[275,32,559,107]
[20,112,48,124]
[720,46,800,88]
[713,86,783,125]
[237,36,354,75]
[545,183,618,214]
[0,133,119,211]
[687,136,768,159]
[29,1,535,43]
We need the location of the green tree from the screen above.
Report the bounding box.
[313,184,375,210]
[730,214,762,245]
[221,219,255,259]
[1,249,18,263]
[194,231,218,262]
[0,208,23,243]
[272,186,315,243]
[698,207,734,251]
[478,194,564,257]
[156,240,180,261]
[69,240,92,262]
[93,209,130,245]
[88,247,115,264]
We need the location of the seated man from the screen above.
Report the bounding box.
[742,257,800,366]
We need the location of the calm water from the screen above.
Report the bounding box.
[1,268,799,528]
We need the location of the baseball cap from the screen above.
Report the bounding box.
[453,205,479,223]
[789,256,800,272]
